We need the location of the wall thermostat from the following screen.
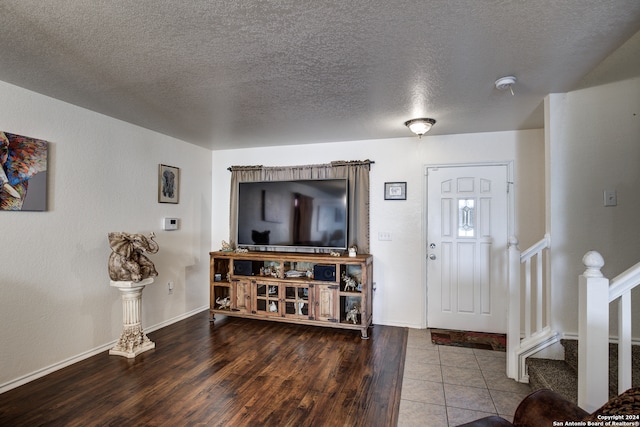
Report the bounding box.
[163,217,179,230]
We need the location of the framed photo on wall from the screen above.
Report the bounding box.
[158,164,179,204]
[384,182,406,200]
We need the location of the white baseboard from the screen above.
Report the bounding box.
[144,305,209,334]
[559,332,640,346]
[376,320,423,329]
[0,305,209,395]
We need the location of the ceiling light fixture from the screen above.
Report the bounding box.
[404,118,436,137]
[495,76,517,96]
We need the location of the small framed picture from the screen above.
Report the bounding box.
[384,182,406,200]
[158,164,179,204]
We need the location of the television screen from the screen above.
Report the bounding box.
[237,179,348,250]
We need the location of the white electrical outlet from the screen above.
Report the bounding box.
[378,231,392,241]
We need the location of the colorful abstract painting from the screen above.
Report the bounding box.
[0,131,48,211]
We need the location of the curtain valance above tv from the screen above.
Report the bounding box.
[229,160,372,253]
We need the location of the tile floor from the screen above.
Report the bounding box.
[398,328,532,427]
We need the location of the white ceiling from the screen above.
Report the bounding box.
[1,1,639,150]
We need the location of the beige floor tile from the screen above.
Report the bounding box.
[446,407,498,427]
[401,378,446,405]
[438,345,476,354]
[444,383,496,412]
[404,359,443,382]
[438,351,479,369]
[476,355,506,372]
[489,389,530,417]
[398,400,448,427]
[473,348,507,359]
[408,327,430,338]
[441,365,487,388]
[405,346,440,365]
[407,328,434,342]
[482,369,532,394]
[407,335,438,350]
[400,340,523,426]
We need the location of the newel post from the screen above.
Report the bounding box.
[578,251,609,412]
[507,236,521,380]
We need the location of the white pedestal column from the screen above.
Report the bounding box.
[109,278,155,358]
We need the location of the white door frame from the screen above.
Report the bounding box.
[421,161,515,329]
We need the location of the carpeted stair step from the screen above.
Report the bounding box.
[561,339,578,371]
[527,358,578,404]
[561,339,640,398]
[527,340,640,404]
[606,342,640,399]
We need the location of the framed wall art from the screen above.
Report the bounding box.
[384,182,406,200]
[1,131,48,211]
[158,164,179,204]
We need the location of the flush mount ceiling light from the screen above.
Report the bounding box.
[495,75,517,95]
[404,118,436,137]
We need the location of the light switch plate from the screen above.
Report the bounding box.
[603,190,617,207]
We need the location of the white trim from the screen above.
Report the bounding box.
[0,306,209,394]
[379,320,425,329]
[517,329,560,382]
[560,331,640,346]
[144,306,209,334]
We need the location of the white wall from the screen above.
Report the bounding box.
[0,81,212,391]
[212,129,544,328]
[547,76,640,337]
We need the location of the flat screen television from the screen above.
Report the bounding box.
[237,179,348,251]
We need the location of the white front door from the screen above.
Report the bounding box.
[426,165,509,333]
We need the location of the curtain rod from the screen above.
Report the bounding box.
[227,160,375,172]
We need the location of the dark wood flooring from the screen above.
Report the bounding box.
[0,311,407,426]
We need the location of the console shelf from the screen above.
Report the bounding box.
[210,251,373,338]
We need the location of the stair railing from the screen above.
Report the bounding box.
[579,251,639,412]
[507,234,556,382]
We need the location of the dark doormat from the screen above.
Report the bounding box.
[430,328,506,351]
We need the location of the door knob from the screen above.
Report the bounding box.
[429,254,436,260]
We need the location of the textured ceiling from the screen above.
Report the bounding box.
[0,1,639,150]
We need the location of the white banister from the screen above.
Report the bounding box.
[579,251,639,411]
[507,236,521,380]
[578,251,609,412]
[507,234,554,382]
[610,260,640,300]
[524,256,531,338]
[608,260,640,395]
[520,234,551,259]
[618,293,632,392]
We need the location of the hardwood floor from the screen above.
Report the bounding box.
[0,311,407,426]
